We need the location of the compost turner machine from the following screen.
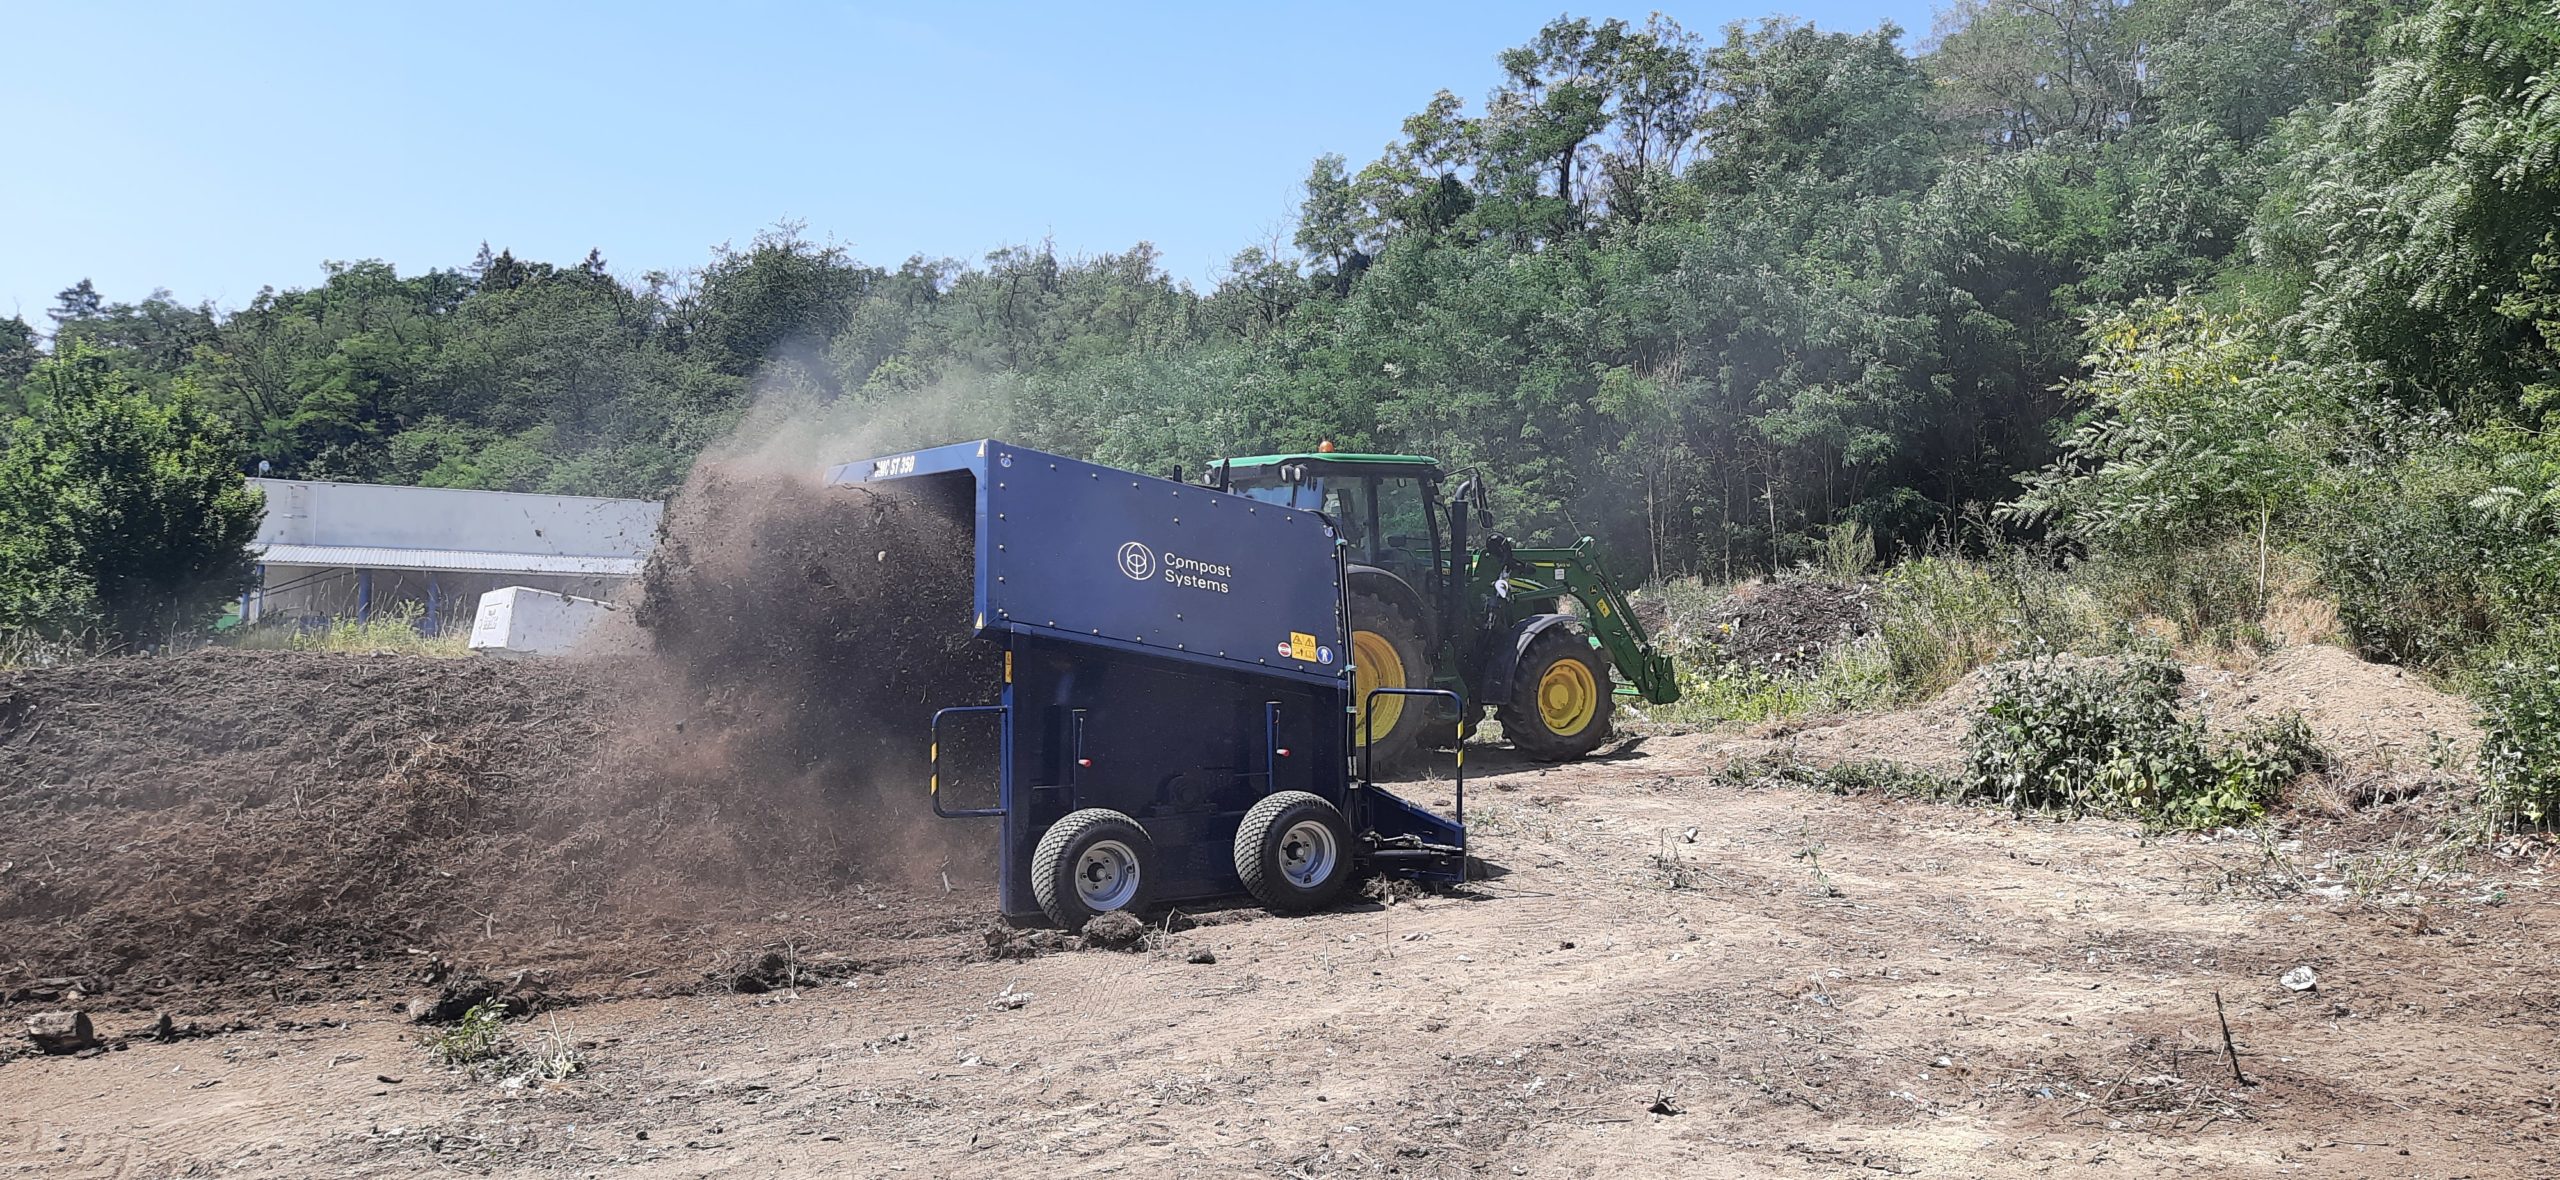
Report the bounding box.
[830,440,1467,930]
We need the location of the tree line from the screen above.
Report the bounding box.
[4,0,2557,673]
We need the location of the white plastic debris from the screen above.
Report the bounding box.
[2280,965,2319,992]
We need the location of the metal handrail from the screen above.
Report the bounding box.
[1359,687,1467,829]
[929,705,1008,819]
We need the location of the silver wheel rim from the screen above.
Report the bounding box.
[1075,839,1141,910]
[1277,820,1338,889]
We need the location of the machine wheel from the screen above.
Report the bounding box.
[1499,625,1615,762]
[1031,808,1155,931]
[1233,791,1354,912]
[1347,585,1430,771]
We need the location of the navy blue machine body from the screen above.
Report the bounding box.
[828,439,1462,920]
[828,439,1345,683]
[986,635,1350,915]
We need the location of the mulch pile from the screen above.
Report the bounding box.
[1689,578,1878,676]
[0,465,1008,1021]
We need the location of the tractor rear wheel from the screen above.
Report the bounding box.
[1347,585,1429,771]
[1499,625,1615,761]
[1233,791,1354,912]
[1031,808,1155,931]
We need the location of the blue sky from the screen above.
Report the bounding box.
[3,1,1937,323]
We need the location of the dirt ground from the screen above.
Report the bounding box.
[7,714,2554,1178]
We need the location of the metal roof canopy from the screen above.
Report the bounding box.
[250,478,662,568]
[255,544,645,577]
[1217,451,1439,470]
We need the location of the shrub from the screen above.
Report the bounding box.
[1962,656,2205,816]
[2479,644,2560,827]
[1960,655,2323,828]
[430,1002,511,1067]
[2188,713,2327,830]
[2305,438,2560,673]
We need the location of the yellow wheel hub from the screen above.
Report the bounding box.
[1535,659,1599,737]
[1351,629,1407,746]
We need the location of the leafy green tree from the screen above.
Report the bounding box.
[0,343,265,649]
[2009,301,2335,551]
[0,315,36,417]
[2262,0,2560,412]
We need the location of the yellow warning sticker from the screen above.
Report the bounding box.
[1289,631,1318,661]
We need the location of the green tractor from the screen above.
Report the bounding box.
[1210,448,1680,766]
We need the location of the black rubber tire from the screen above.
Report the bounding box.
[1031,808,1154,931]
[1498,625,1616,762]
[1233,791,1355,912]
[1347,584,1431,772]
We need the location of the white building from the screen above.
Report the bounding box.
[243,479,663,634]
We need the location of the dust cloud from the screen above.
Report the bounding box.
[0,373,1020,1015]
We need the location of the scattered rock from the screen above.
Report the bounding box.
[2280,965,2319,992]
[983,925,1068,960]
[1360,875,1423,906]
[726,951,810,994]
[26,1010,99,1055]
[1649,1094,1684,1116]
[404,969,543,1023]
[1081,910,1146,949]
[7,977,102,1005]
[1186,947,1218,965]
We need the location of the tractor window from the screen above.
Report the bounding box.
[1375,477,1430,552]
[1323,478,1370,551]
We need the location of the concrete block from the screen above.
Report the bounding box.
[468,586,615,657]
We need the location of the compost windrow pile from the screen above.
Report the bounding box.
[1685,578,1878,676]
[0,470,1000,1018]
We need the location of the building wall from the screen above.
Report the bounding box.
[240,479,663,632]
[248,565,629,634]
[250,479,662,558]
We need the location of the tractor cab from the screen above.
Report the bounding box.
[1217,451,1447,590]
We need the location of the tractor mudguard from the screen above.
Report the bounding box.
[1345,563,1433,650]
[1481,613,1580,705]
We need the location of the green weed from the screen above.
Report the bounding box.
[427,1001,582,1083]
[1659,635,1893,726]
[2478,641,2560,828]
[1959,655,2324,829]
[1873,550,2123,701]
[227,604,470,657]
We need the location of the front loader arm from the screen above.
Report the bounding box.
[1502,538,1681,706]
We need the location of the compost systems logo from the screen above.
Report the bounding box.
[1118,539,1234,594]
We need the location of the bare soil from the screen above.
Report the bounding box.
[4,646,2554,1177]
